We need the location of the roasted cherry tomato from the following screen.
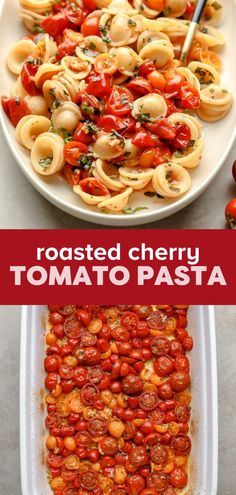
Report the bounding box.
[86,72,112,98]
[81,12,101,37]
[132,130,155,149]
[127,78,153,95]
[171,123,191,150]
[64,141,88,166]
[105,86,134,116]
[179,82,200,109]
[79,177,109,196]
[94,54,118,75]
[21,57,41,96]
[1,96,30,127]
[225,198,236,229]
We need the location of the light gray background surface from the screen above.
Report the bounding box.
[0,306,235,495]
[0,126,236,229]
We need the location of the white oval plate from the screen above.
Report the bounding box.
[1,0,236,226]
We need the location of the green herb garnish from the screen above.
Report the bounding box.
[39,156,53,168]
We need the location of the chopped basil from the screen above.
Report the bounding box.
[123,206,149,214]
[81,103,93,113]
[49,88,55,96]
[128,18,137,26]
[109,129,124,141]
[32,25,45,33]
[85,121,98,134]
[174,150,184,158]
[78,153,94,171]
[188,139,195,148]
[169,185,180,193]
[136,112,151,123]
[163,7,171,16]
[39,156,53,168]
[144,191,164,199]
[212,1,222,10]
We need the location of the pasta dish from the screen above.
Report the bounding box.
[1,0,232,214]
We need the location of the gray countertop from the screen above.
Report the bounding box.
[0,126,236,229]
[0,305,235,495]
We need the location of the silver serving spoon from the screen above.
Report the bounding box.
[180,0,208,64]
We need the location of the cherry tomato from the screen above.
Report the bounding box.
[64,318,83,339]
[138,391,159,411]
[83,0,97,11]
[128,446,148,467]
[56,38,77,61]
[179,82,200,109]
[111,326,130,342]
[94,54,118,75]
[100,436,118,455]
[44,355,60,372]
[165,75,183,98]
[127,78,153,95]
[132,130,155,149]
[154,356,174,377]
[105,86,134,116]
[225,198,236,228]
[98,114,126,133]
[45,372,58,391]
[175,404,191,423]
[84,346,101,365]
[147,118,176,140]
[169,468,188,488]
[144,0,165,9]
[158,382,173,400]
[64,141,88,166]
[122,375,144,395]
[86,72,112,98]
[81,383,99,405]
[151,336,171,356]
[127,474,145,495]
[174,355,190,373]
[182,335,193,351]
[73,123,94,145]
[79,177,109,196]
[121,311,139,330]
[41,12,71,37]
[138,61,156,77]
[88,417,107,436]
[74,367,88,387]
[81,12,101,37]
[170,371,190,392]
[80,471,98,490]
[147,472,169,491]
[147,70,167,91]
[47,453,64,468]
[172,434,191,456]
[147,311,168,330]
[172,124,191,150]
[150,444,168,465]
[59,364,75,380]
[1,96,30,127]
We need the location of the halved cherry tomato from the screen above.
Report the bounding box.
[139,148,156,168]
[86,72,112,98]
[83,0,97,11]
[147,70,167,91]
[94,54,118,75]
[80,177,109,196]
[153,145,172,167]
[138,61,156,77]
[41,12,71,38]
[127,78,153,95]
[132,130,155,149]
[165,74,183,98]
[21,57,41,96]
[64,141,88,166]
[62,164,81,186]
[179,82,200,109]
[56,39,77,60]
[1,96,30,127]
[105,86,134,116]
[171,124,191,150]
[73,123,94,145]
[81,12,101,37]
[98,114,126,133]
[146,118,176,140]
[144,0,165,9]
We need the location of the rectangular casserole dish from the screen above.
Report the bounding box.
[20,305,218,495]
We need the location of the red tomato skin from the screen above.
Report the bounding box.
[105,86,134,116]
[138,61,156,77]
[132,131,155,149]
[41,12,69,37]
[56,39,77,60]
[1,96,30,127]
[126,78,153,95]
[225,198,236,228]
[86,73,112,98]
[179,82,200,109]
[21,58,41,96]
[73,124,93,145]
[81,12,101,37]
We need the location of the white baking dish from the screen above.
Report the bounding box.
[20,305,218,495]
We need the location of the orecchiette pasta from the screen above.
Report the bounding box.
[98,187,133,212]
[2,0,233,214]
[6,39,36,75]
[152,162,191,197]
[31,133,65,175]
[197,84,233,122]
[16,115,51,149]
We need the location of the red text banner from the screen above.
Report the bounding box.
[0,229,235,304]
